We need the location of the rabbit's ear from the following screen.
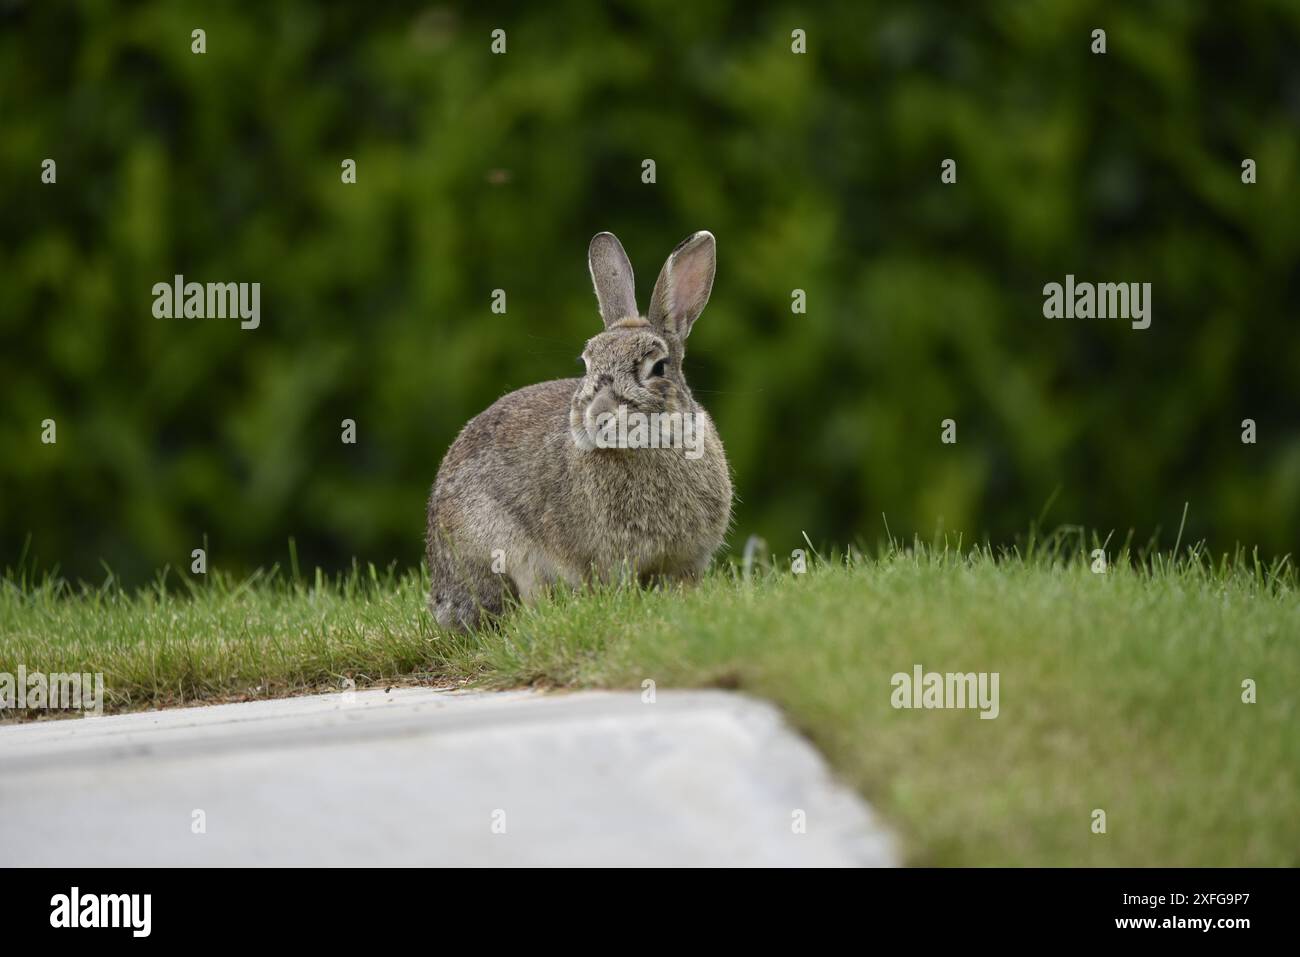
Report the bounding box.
[647,230,715,341]
[588,232,638,328]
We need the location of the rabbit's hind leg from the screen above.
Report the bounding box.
[430,562,511,633]
[427,531,513,633]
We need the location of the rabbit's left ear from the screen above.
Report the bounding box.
[648,231,715,341]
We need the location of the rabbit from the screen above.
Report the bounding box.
[426,230,733,632]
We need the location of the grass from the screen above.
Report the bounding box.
[2,537,1297,866]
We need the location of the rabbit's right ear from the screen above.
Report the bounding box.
[588,232,638,328]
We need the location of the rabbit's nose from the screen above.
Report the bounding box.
[588,386,618,419]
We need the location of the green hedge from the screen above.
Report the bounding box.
[2,1,1297,582]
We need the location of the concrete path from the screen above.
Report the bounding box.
[0,687,896,866]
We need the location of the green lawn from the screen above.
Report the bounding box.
[2,542,1297,866]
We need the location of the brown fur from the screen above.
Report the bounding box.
[426,231,733,631]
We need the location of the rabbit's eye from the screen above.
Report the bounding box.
[651,359,668,378]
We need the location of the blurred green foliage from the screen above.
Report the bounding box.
[3,0,1299,583]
